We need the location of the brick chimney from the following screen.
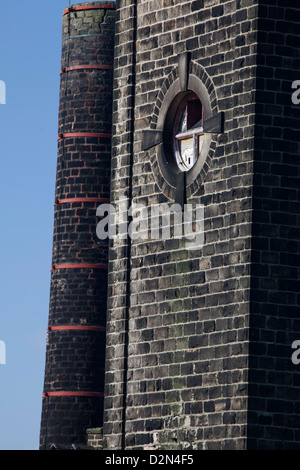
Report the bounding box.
[40,2,115,449]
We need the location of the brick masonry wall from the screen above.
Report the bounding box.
[40,2,115,449]
[86,427,104,449]
[104,0,259,450]
[248,0,300,450]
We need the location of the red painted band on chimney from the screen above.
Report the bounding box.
[42,391,104,398]
[54,197,110,206]
[47,326,106,332]
[61,65,113,74]
[51,263,108,271]
[63,4,116,15]
[58,132,112,141]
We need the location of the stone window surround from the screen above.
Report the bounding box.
[142,53,224,202]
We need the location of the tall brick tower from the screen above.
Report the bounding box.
[40,0,300,452]
[40,2,115,449]
[103,0,300,451]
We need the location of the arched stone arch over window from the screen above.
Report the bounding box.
[142,54,224,204]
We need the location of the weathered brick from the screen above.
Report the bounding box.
[104,0,300,452]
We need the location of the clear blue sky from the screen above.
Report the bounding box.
[0,0,115,450]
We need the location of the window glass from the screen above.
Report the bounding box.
[173,92,204,172]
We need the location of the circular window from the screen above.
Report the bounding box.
[143,62,220,200]
[163,89,208,183]
[173,92,204,172]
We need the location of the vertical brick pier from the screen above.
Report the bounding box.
[40,1,115,449]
